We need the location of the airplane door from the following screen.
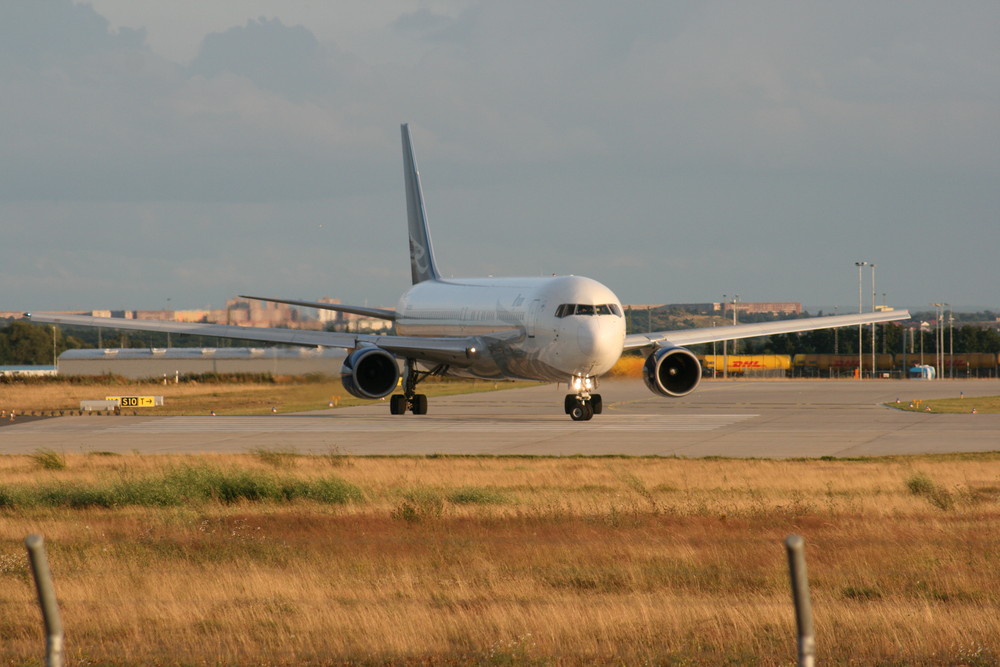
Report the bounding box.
[526,299,543,338]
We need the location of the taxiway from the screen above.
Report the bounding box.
[0,379,997,457]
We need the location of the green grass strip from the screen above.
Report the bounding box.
[0,465,362,509]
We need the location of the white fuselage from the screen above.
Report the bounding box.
[395,275,626,382]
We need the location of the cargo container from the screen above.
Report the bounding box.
[895,353,999,378]
[699,355,791,377]
[793,354,894,374]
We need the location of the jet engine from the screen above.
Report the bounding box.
[642,346,701,397]
[341,347,400,399]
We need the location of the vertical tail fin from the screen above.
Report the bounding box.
[401,123,441,284]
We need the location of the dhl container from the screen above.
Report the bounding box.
[893,353,998,370]
[699,355,791,373]
[793,354,894,371]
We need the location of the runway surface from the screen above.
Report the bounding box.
[1,379,998,457]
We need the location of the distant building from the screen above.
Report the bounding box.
[58,347,347,379]
[644,302,803,316]
[656,303,717,315]
[7,295,399,335]
[315,297,341,324]
[720,302,802,316]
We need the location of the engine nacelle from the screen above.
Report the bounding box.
[340,347,400,399]
[642,346,701,397]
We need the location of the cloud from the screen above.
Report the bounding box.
[372,1,1000,175]
[0,5,391,204]
[0,1,145,69]
[189,17,325,100]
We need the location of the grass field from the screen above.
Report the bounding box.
[3,452,1000,665]
[0,376,535,416]
[889,394,1000,414]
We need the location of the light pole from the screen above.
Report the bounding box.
[919,321,925,365]
[948,306,954,378]
[855,261,868,378]
[881,292,887,354]
[731,294,740,355]
[939,302,951,378]
[833,306,839,354]
[939,304,945,378]
[722,295,729,379]
[712,323,717,379]
[931,303,944,379]
[870,264,876,377]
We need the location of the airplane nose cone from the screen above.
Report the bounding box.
[576,320,600,356]
[575,318,623,372]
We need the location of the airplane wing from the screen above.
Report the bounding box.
[27,313,477,366]
[624,309,911,351]
[238,295,395,321]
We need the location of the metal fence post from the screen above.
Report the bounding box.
[785,534,815,667]
[24,534,64,667]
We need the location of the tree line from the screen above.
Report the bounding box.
[0,320,260,366]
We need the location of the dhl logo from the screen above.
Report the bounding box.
[730,361,765,368]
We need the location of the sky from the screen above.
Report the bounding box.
[2,1,998,313]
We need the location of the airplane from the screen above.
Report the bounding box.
[30,124,910,421]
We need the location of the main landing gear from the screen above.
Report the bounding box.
[389,361,446,415]
[564,376,602,421]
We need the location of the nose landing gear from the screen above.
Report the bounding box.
[564,376,602,421]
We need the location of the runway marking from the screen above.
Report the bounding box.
[94,414,757,433]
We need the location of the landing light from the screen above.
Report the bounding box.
[570,376,593,392]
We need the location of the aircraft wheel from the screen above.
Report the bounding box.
[569,402,594,421]
[564,394,577,415]
[389,395,407,415]
[591,394,603,415]
[411,394,428,415]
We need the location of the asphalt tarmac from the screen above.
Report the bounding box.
[0,378,997,458]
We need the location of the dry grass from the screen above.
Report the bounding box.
[0,377,534,416]
[2,454,1000,665]
[606,354,644,378]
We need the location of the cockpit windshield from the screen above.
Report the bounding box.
[555,303,623,318]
